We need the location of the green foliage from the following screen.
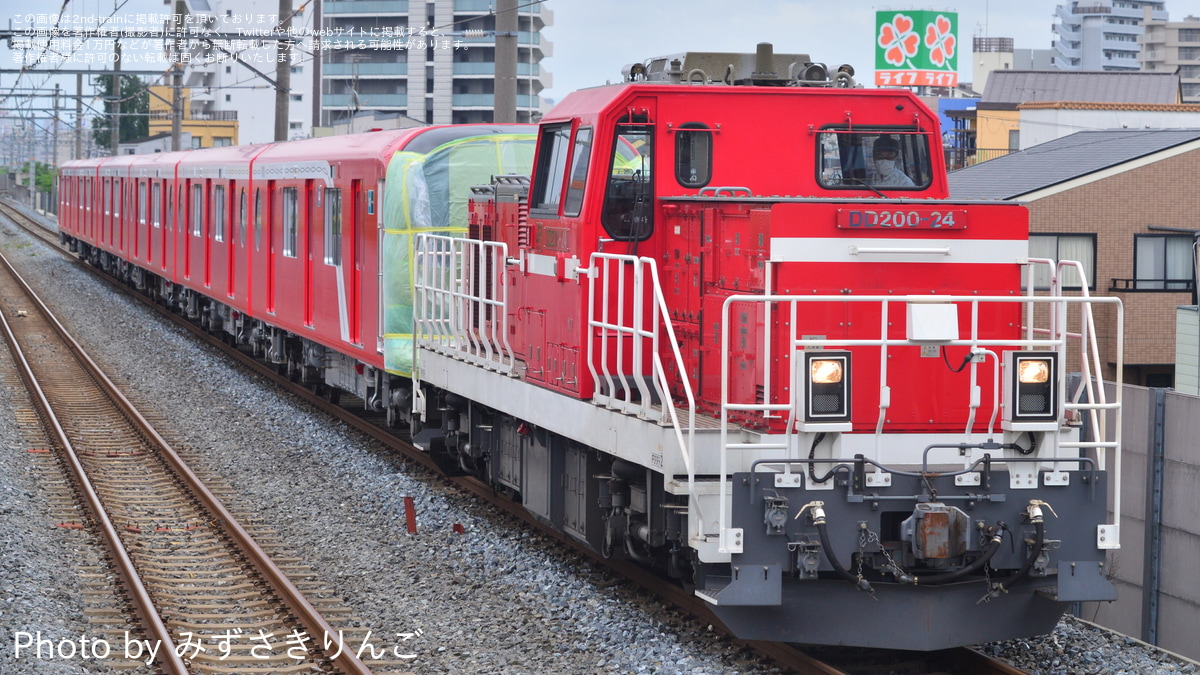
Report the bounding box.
[17,162,55,192]
[91,74,149,151]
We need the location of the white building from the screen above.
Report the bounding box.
[180,0,316,145]
[319,0,552,126]
[1053,0,1168,71]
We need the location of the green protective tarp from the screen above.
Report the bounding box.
[382,132,536,375]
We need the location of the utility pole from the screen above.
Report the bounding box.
[27,120,35,210]
[312,0,322,130]
[52,84,60,211]
[75,72,83,159]
[494,0,518,123]
[111,40,122,156]
[275,0,292,142]
[173,1,185,151]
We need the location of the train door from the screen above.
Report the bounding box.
[183,180,193,280]
[304,179,314,327]
[204,179,214,288]
[101,177,110,246]
[136,179,147,261]
[117,178,125,253]
[350,179,362,344]
[266,181,276,314]
[228,181,239,298]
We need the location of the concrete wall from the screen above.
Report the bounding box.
[1080,385,1200,660]
[1021,108,1200,149]
[1178,307,1199,395]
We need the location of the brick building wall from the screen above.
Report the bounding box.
[1027,150,1199,385]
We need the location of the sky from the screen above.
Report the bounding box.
[539,0,1062,101]
[8,1,1200,117]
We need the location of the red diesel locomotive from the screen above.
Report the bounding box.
[59,45,1124,650]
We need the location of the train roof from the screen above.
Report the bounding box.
[541,82,931,122]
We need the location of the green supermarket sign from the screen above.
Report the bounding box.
[875,10,958,87]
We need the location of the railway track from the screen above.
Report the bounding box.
[0,204,406,674]
[0,198,1028,675]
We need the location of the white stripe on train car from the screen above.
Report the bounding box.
[770,237,1029,265]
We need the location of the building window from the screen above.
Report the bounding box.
[291,65,303,74]
[1134,234,1193,290]
[213,137,232,147]
[1027,234,1096,290]
[225,65,232,73]
[1008,129,1020,150]
[289,121,303,130]
[282,187,298,258]
[324,188,342,265]
[291,93,303,102]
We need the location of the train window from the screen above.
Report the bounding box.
[138,181,147,225]
[562,127,592,217]
[254,188,263,251]
[112,180,120,218]
[816,128,932,191]
[282,187,298,258]
[531,123,571,214]
[214,185,227,242]
[151,183,161,228]
[239,189,247,247]
[191,184,203,236]
[104,179,111,215]
[601,122,654,241]
[674,123,712,188]
[324,188,342,266]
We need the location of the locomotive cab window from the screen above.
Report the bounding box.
[816,127,931,190]
[675,123,712,188]
[531,123,572,215]
[601,118,654,241]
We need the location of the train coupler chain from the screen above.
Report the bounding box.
[860,523,908,584]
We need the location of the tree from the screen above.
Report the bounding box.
[17,162,55,192]
[91,73,149,151]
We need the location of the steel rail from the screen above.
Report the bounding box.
[0,249,190,674]
[0,201,375,675]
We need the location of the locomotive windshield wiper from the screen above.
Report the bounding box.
[845,178,887,198]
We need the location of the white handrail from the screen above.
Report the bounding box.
[586,253,701,528]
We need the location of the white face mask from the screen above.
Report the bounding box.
[875,159,896,176]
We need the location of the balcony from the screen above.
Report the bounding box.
[452,61,541,76]
[452,93,537,108]
[322,93,408,108]
[945,148,1015,171]
[455,0,543,11]
[324,62,408,77]
[148,110,237,121]
[459,30,541,46]
[324,0,409,14]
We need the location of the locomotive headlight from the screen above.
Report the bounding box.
[1018,359,1050,384]
[799,351,852,427]
[810,359,844,384]
[1003,351,1059,429]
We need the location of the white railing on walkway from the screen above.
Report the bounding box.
[412,233,515,375]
